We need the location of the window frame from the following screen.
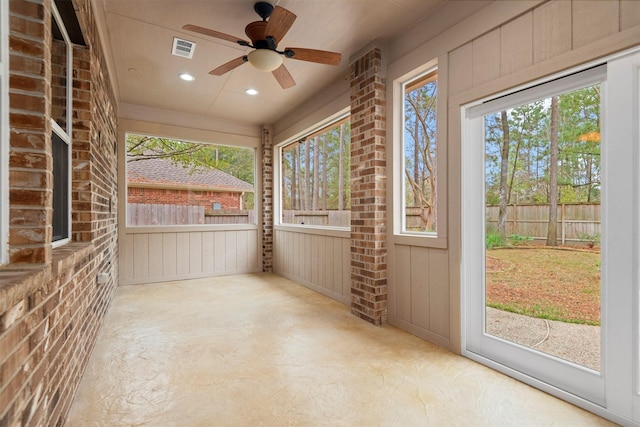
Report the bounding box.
[123,131,258,229]
[0,0,8,264]
[51,1,73,247]
[392,58,447,248]
[275,112,351,231]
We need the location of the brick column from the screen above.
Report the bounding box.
[262,126,273,272]
[8,0,51,264]
[350,48,387,325]
[71,45,92,242]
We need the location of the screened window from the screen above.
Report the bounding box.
[51,2,72,245]
[402,69,438,234]
[125,134,256,226]
[280,118,350,227]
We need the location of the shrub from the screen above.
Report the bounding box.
[508,234,533,246]
[486,232,504,249]
[577,232,600,248]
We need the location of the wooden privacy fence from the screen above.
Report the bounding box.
[282,208,428,229]
[204,209,255,224]
[128,203,254,226]
[486,203,600,244]
[128,202,599,240]
[282,210,351,227]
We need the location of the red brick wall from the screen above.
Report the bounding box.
[127,187,242,210]
[349,48,387,325]
[262,127,273,272]
[1,0,119,425]
[8,0,50,265]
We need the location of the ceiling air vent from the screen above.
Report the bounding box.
[172,37,196,59]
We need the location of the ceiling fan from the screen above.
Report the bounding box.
[182,2,342,89]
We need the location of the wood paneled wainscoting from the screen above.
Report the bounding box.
[120,225,261,285]
[273,226,351,304]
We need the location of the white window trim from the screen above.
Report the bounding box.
[0,0,9,264]
[51,1,73,248]
[391,57,447,249]
[274,111,351,231]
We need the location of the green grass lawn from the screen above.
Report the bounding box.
[485,247,601,325]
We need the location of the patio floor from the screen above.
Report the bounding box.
[66,273,612,426]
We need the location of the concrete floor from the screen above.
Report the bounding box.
[66,273,613,426]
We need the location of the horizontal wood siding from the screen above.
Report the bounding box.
[273,228,351,304]
[120,229,260,284]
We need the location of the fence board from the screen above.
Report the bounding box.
[486,203,600,243]
[127,203,253,226]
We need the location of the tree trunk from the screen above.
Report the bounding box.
[292,146,298,210]
[586,155,593,202]
[304,139,310,210]
[338,124,344,210]
[312,137,320,210]
[547,96,559,246]
[413,92,421,200]
[322,134,328,210]
[498,111,510,241]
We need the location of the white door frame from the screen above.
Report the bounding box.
[461,48,640,424]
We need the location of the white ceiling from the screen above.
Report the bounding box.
[95,0,453,126]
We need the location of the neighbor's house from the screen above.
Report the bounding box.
[1,0,640,425]
[127,157,254,211]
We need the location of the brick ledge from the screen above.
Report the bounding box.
[0,242,94,315]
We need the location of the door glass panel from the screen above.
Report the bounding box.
[483,84,601,371]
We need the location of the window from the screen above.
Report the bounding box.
[279,117,350,227]
[51,2,72,246]
[51,133,69,241]
[125,134,256,226]
[402,68,438,234]
[0,0,8,264]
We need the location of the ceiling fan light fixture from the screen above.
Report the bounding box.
[247,49,283,72]
[179,72,195,81]
[245,88,259,96]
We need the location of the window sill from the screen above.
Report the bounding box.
[50,241,94,277]
[390,233,448,249]
[0,241,94,315]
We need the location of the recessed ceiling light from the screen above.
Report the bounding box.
[179,73,195,82]
[245,88,259,96]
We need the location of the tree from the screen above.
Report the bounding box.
[296,144,303,209]
[312,137,320,210]
[338,123,345,211]
[280,121,351,216]
[322,133,328,210]
[498,111,510,240]
[404,79,437,231]
[547,96,559,246]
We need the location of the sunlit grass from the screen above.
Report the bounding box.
[486,247,601,325]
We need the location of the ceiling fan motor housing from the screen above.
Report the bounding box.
[254,2,274,20]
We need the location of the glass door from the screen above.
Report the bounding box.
[463,67,606,405]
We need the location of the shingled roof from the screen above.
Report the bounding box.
[127,157,254,192]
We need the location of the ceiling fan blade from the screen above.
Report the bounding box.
[265,6,296,44]
[272,64,295,89]
[285,48,341,66]
[182,24,249,45]
[209,56,247,76]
